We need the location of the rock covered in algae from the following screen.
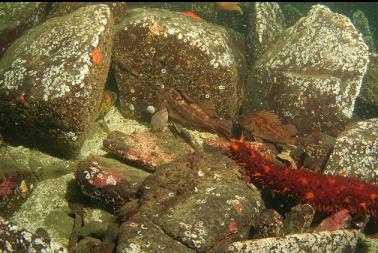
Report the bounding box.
[324,118,378,184]
[48,2,127,25]
[0,4,114,158]
[246,4,369,137]
[0,217,66,253]
[113,8,246,121]
[103,130,194,171]
[117,152,264,252]
[0,2,47,58]
[75,156,149,211]
[227,229,359,253]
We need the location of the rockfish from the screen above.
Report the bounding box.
[238,111,297,145]
[162,88,233,138]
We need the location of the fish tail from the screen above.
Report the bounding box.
[214,119,233,138]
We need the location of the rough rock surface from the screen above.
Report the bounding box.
[103,130,194,171]
[227,229,359,253]
[48,2,127,25]
[76,156,149,211]
[0,2,47,58]
[354,54,378,119]
[0,216,66,253]
[0,4,114,158]
[250,209,284,239]
[10,173,78,247]
[283,204,315,234]
[247,2,286,61]
[113,8,246,121]
[245,4,369,137]
[117,152,264,252]
[324,118,378,184]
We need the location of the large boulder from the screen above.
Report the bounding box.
[0,2,47,59]
[0,4,114,158]
[245,4,369,137]
[113,8,246,122]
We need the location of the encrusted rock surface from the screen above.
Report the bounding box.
[247,2,286,61]
[10,173,78,247]
[113,8,246,121]
[227,229,359,253]
[245,4,369,137]
[118,152,264,252]
[0,216,66,253]
[283,204,315,234]
[0,4,114,158]
[103,130,194,171]
[48,2,127,25]
[76,156,149,211]
[250,208,284,239]
[0,2,47,58]
[324,118,378,184]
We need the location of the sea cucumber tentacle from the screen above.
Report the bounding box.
[228,140,378,219]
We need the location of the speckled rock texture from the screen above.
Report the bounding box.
[283,204,315,234]
[355,54,378,119]
[0,216,66,253]
[0,2,47,58]
[250,209,284,239]
[48,2,127,25]
[247,2,286,61]
[113,8,246,121]
[0,4,114,158]
[245,4,369,137]
[0,144,76,180]
[103,130,194,171]
[76,156,150,211]
[0,170,36,217]
[117,152,264,252]
[227,229,359,253]
[324,118,378,185]
[10,173,78,247]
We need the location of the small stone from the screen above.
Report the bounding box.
[283,204,315,234]
[251,209,284,239]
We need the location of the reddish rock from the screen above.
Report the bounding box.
[103,130,194,171]
[75,156,149,211]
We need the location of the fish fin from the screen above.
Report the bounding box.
[151,108,168,131]
[198,100,217,118]
[254,111,283,125]
[174,88,196,103]
[282,124,298,136]
[214,119,233,138]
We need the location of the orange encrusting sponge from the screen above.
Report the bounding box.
[228,140,378,218]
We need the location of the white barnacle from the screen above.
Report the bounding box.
[146,105,156,114]
[205,94,210,99]
[198,170,204,177]
[161,68,167,74]
[131,97,136,101]
[128,104,135,111]
[177,33,183,40]
[218,85,225,90]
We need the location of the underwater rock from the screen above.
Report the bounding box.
[0,144,77,181]
[300,131,336,171]
[227,229,359,253]
[324,118,378,184]
[0,216,66,253]
[352,10,376,53]
[10,173,78,247]
[76,156,149,211]
[75,236,115,253]
[354,54,378,119]
[247,2,286,61]
[0,4,114,158]
[0,2,47,59]
[103,130,194,171]
[283,204,315,234]
[48,2,127,25]
[245,4,369,137]
[113,8,246,122]
[0,170,36,217]
[250,209,284,239]
[117,152,264,252]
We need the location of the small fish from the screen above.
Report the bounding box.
[216,2,243,15]
[162,88,233,138]
[314,209,352,232]
[97,90,117,133]
[238,111,297,145]
[97,90,117,120]
[177,11,202,21]
[151,107,169,131]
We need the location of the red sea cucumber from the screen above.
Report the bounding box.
[228,140,378,218]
